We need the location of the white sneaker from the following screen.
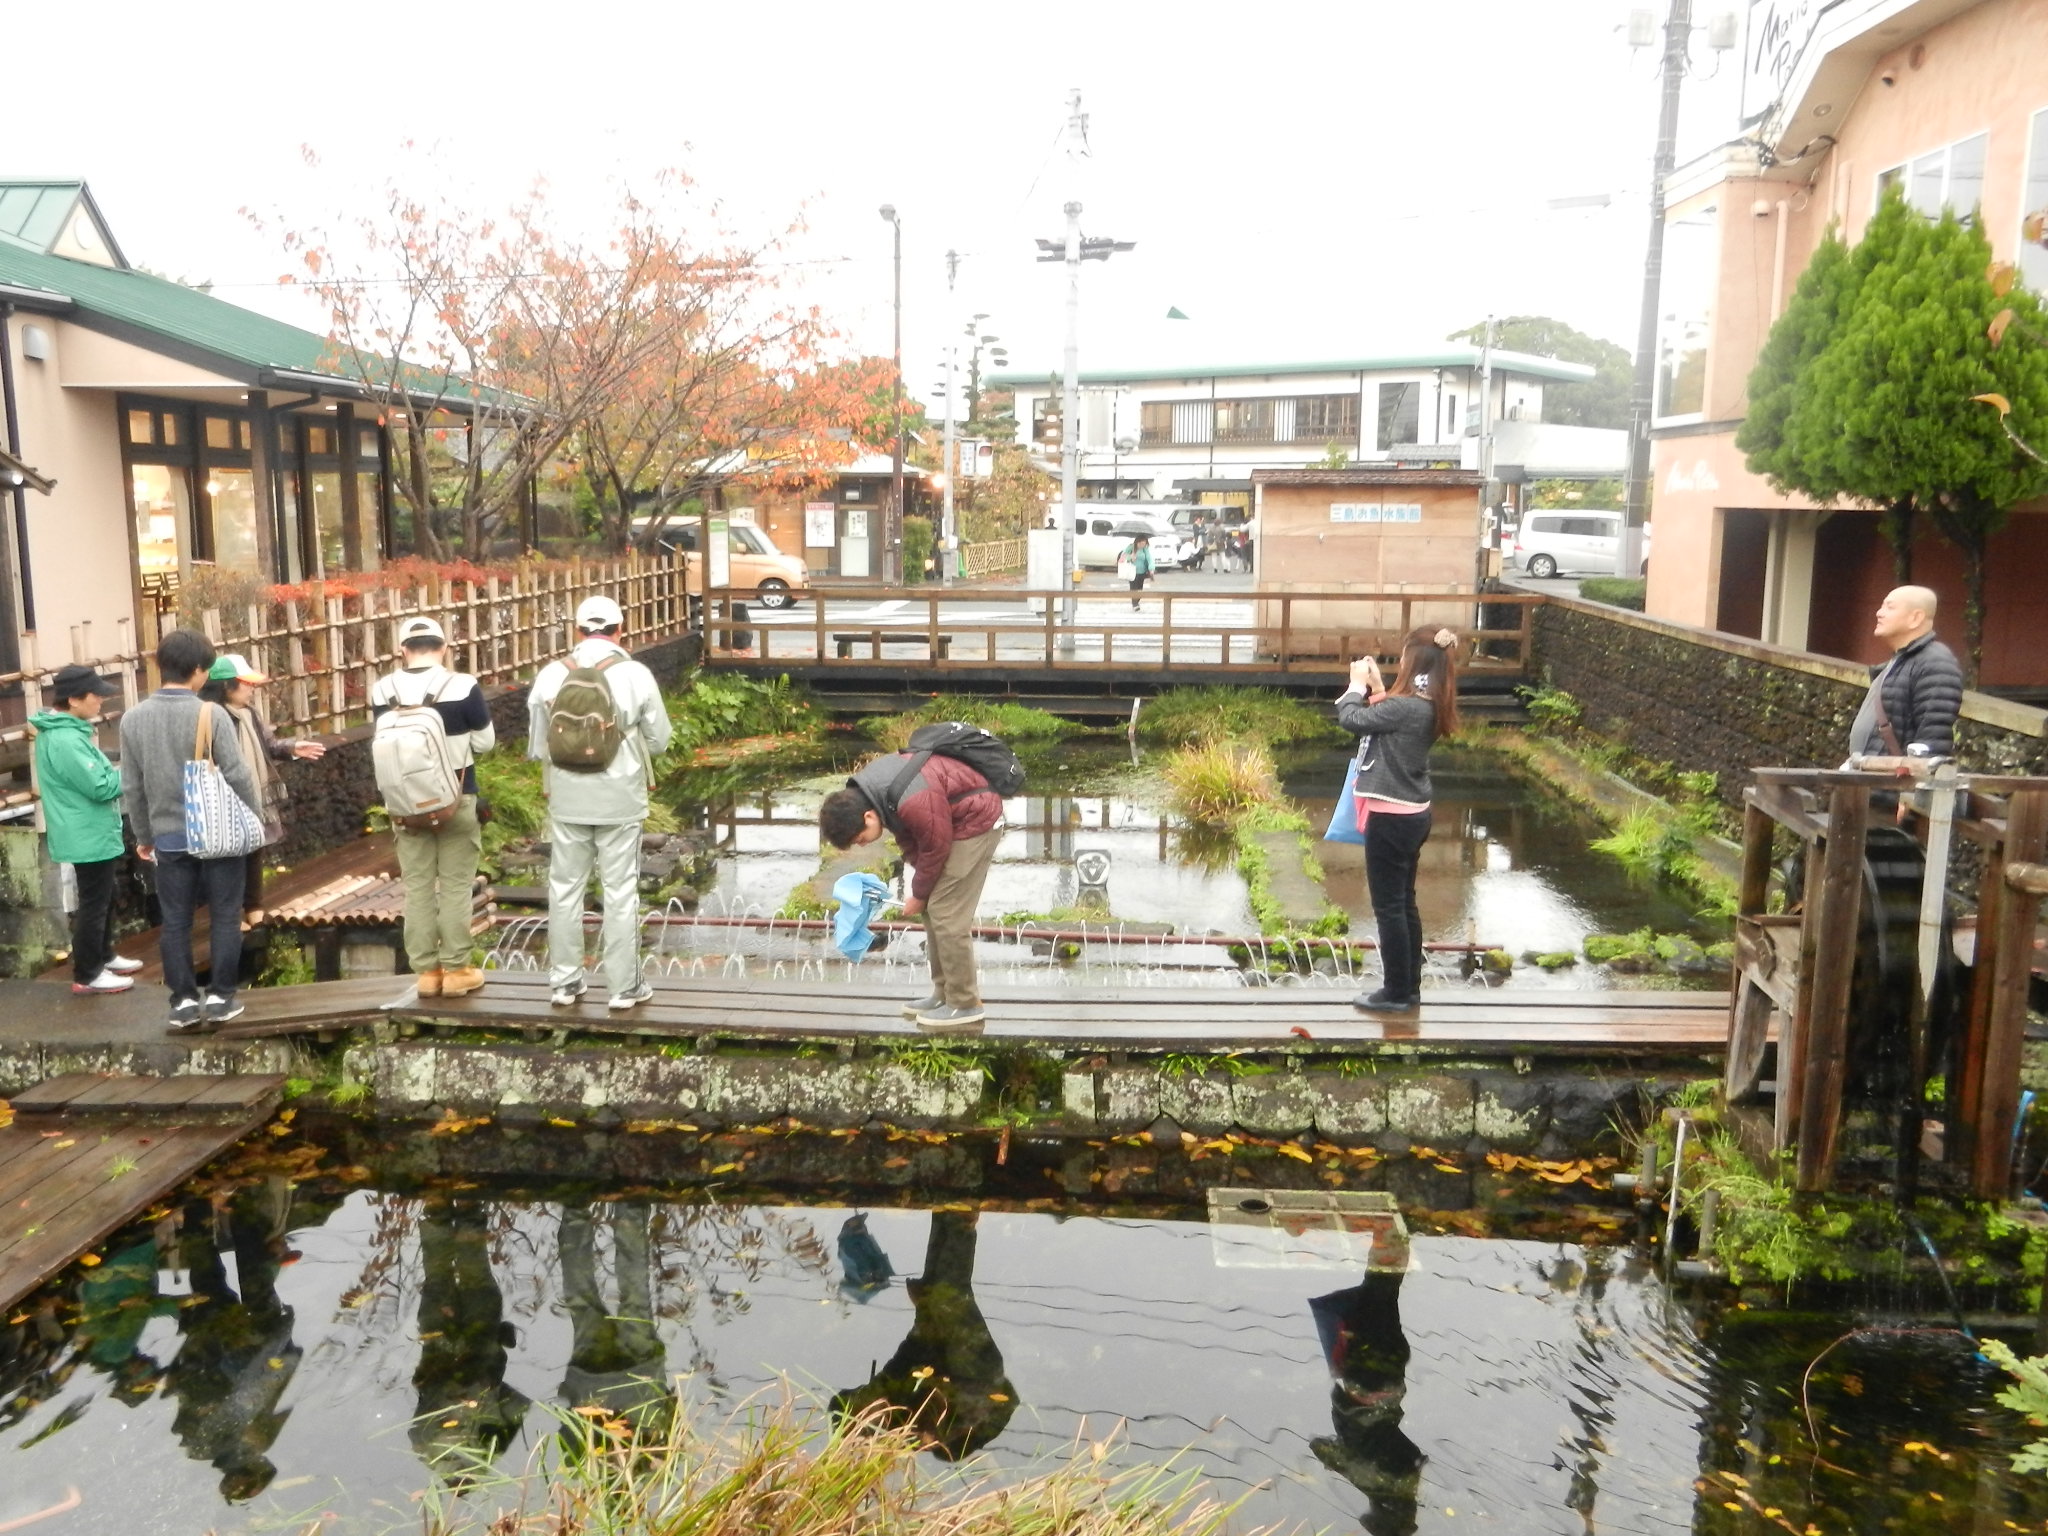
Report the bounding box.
[72,968,134,995]
[607,981,655,1011]
[550,979,588,1007]
[105,955,144,975]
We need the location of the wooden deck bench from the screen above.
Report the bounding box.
[832,631,953,659]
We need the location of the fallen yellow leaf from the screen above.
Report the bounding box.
[709,1162,743,1175]
[77,1253,101,1267]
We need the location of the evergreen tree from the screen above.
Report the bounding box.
[1739,188,2048,674]
[1447,316,1632,428]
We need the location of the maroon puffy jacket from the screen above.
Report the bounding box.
[850,750,1002,900]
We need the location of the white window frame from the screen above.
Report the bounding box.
[1651,205,1719,428]
[1874,127,1991,222]
[2021,105,2048,292]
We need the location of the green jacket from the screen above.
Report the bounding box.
[32,710,124,864]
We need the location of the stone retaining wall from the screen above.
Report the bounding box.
[1530,597,2048,803]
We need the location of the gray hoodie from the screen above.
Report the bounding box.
[1335,692,1438,809]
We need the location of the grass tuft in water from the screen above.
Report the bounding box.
[1162,740,1281,825]
[1137,686,1339,748]
[864,696,1074,751]
[417,1394,1265,1536]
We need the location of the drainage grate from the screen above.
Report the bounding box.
[1205,1187,1410,1272]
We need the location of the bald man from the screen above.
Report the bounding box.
[1846,585,1964,761]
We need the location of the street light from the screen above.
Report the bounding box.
[879,204,904,585]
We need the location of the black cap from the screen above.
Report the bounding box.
[51,664,117,702]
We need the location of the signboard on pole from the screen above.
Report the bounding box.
[708,518,730,587]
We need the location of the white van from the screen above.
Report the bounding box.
[1069,512,1197,569]
[1508,511,1650,577]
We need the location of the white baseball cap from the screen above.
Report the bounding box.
[576,595,624,632]
[398,616,445,643]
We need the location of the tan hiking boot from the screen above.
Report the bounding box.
[415,969,444,997]
[440,966,486,997]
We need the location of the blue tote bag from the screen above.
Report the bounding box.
[1324,750,1366,846]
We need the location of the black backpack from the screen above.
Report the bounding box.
[849,721,1026,827]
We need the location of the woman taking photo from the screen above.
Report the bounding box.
[1337,626,1459,1015]
[199,654,325,924]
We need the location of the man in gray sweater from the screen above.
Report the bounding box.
[121,628,262,1032]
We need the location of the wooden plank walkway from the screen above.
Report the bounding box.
[0,1073,285,1316]
[210,970,1733,1055]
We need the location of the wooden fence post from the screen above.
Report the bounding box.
[1795,784,1870,1191]
[1968,789,2048,1196]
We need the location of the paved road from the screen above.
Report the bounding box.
[1499,574,1584,600]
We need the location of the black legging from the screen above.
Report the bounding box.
[1363,809,1432,1000]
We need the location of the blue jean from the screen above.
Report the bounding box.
[155,849,246,1004]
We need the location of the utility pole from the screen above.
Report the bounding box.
[1478,313,1498,587]
[1033,89,1132,648]
[879,204,904,585]
[1621,0,1693,580]
[941,249,960,588]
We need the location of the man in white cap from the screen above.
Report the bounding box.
[370,616,495,997]
[528,595,672,1009]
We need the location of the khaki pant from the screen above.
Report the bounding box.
[395,795,482,973]
[548,819,645,996]
[923,825,1002,1009]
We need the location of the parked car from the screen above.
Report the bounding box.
[1071,513,1197,569]
[1508,511,1651,578]
[638,518,811,609]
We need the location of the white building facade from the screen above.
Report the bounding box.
[990,348,1606,511]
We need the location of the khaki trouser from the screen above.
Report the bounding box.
[395,795,482,973]
[923,825,1002,1009]
[548,819,644,996]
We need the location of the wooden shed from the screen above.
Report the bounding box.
[1251,467,1484,659]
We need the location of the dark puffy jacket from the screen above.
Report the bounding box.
[1336,692,1438,808]
[849,751,1002,900]
[1863,631,1965,757]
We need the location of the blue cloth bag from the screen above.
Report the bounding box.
[831,871,892,960]
[1323,751,1366,846]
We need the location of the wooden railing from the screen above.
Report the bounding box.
[703,586,1540,679]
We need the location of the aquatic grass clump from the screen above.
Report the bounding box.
[667,672,817,752]
[418,1394,1263,1536]
[1162,740,1282,825]
[1136,686,1339,748]
[863,696,1075,751]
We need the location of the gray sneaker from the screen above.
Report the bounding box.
[608,981,655,1011]
[551,979,588,1007]
[914,1003,986,1035]
[901,993,944,1020]
[166,997,209,1036]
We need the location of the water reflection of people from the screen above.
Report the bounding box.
[832,1211,1016,1459]
[836,1212,895,1302]
[1308,1273,1424,1536]
[410,1200,531,1476]
[558,1202,674,1438]
[163,1186,302,1501]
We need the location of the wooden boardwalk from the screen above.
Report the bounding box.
[0,1073,285,1316]
[208,970,1733,1055]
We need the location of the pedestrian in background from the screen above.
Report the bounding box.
[371,617,494,999]
[1337,626,1460,1016]
[199,654,325,926]
[121,629,262,1032]
[529,595,672,1011]
[1120,532,1155,611]
[32,664,141,996]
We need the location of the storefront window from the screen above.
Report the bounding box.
[309,471,344,576]
[2022,109,2048,291]
[1655,206,1718,421]
[131,464,189,578]
[206,469,261,574]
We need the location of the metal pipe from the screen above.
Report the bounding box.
[0,304,33,647]
[1663,1113,1691,1259]
[493,908,1496,953]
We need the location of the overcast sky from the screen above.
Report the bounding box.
[12,0,1746,416]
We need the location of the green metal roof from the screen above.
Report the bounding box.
[988,347,1597,387]
[0,223,503,410]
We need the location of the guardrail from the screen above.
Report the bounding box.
[701,586,1539,677]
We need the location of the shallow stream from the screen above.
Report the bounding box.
[3,1128,2042,1535]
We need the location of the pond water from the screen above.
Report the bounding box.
[512,739,1719,993]
[4,1137,2041,1535]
